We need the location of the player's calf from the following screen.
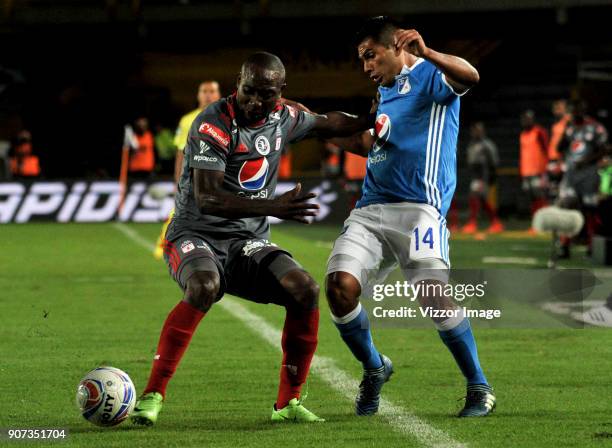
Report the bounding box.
[325,272,383,372]
[275,269,320,409]
[326,271,391,415]
[416,279,493,414]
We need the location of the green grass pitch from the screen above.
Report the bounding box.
[1,222,611,447]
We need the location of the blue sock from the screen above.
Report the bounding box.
[333,303,383,370]
[438,318,488,386]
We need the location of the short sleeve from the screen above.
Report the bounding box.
[186,117,230,171]
[425,64,466,105]
[285,105,318,143]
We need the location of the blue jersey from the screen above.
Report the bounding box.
[357,59,463,216]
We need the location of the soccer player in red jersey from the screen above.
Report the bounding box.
[131,52,376,425]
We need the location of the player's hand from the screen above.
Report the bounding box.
[394,29,428,58]
[272,183,320,224]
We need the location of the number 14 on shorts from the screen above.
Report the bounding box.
[411,226,439,259]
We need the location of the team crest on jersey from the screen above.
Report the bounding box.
[238,158,269,190]
[255,135,271,155]
[398,77,411,94]
[373,113,391,152]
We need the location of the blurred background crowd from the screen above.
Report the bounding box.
[1,0,611,249]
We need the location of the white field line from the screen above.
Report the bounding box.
[220,298,465,448]
[113,222,465,448]
[482,256,538,265]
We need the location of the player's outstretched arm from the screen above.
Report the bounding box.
[394,29,479,94]
[328,131,374,157]
[311,111,375,139]
[193,169,319,224]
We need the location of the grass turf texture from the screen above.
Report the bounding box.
[1,222,611,447]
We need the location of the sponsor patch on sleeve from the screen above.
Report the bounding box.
[198,122,230,149]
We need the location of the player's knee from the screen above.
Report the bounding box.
[282,271,320,310]
[325,272,360,316]
[184,272,220,312]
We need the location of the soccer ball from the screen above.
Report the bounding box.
[76,366,136,427]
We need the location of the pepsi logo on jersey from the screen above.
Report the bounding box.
[238,158,269,190]
[373,114,391,152]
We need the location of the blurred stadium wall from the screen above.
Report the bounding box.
[1,0,611,216]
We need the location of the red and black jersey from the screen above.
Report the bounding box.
[169,95,317,240]
[561,117,608,169]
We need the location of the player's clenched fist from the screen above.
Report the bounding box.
[394,29,428,58]
[271,183,320,224]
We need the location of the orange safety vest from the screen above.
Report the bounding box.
[279,153,292,179]
[548,115,570,160]
[344,152,367,180]
[11,142,40,177]
[520,125,549,177]
[129,131,155,172]
[11,155,40,177]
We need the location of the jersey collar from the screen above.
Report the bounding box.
[396,58,425,79]
[380,58,425,92]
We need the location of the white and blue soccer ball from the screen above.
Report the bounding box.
[76,366,136,427]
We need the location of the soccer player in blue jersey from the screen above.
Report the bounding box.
[325,17,496,417]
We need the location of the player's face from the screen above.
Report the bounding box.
[197,82,221,108]
[236,70,283,123]
[358,38,403,87]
